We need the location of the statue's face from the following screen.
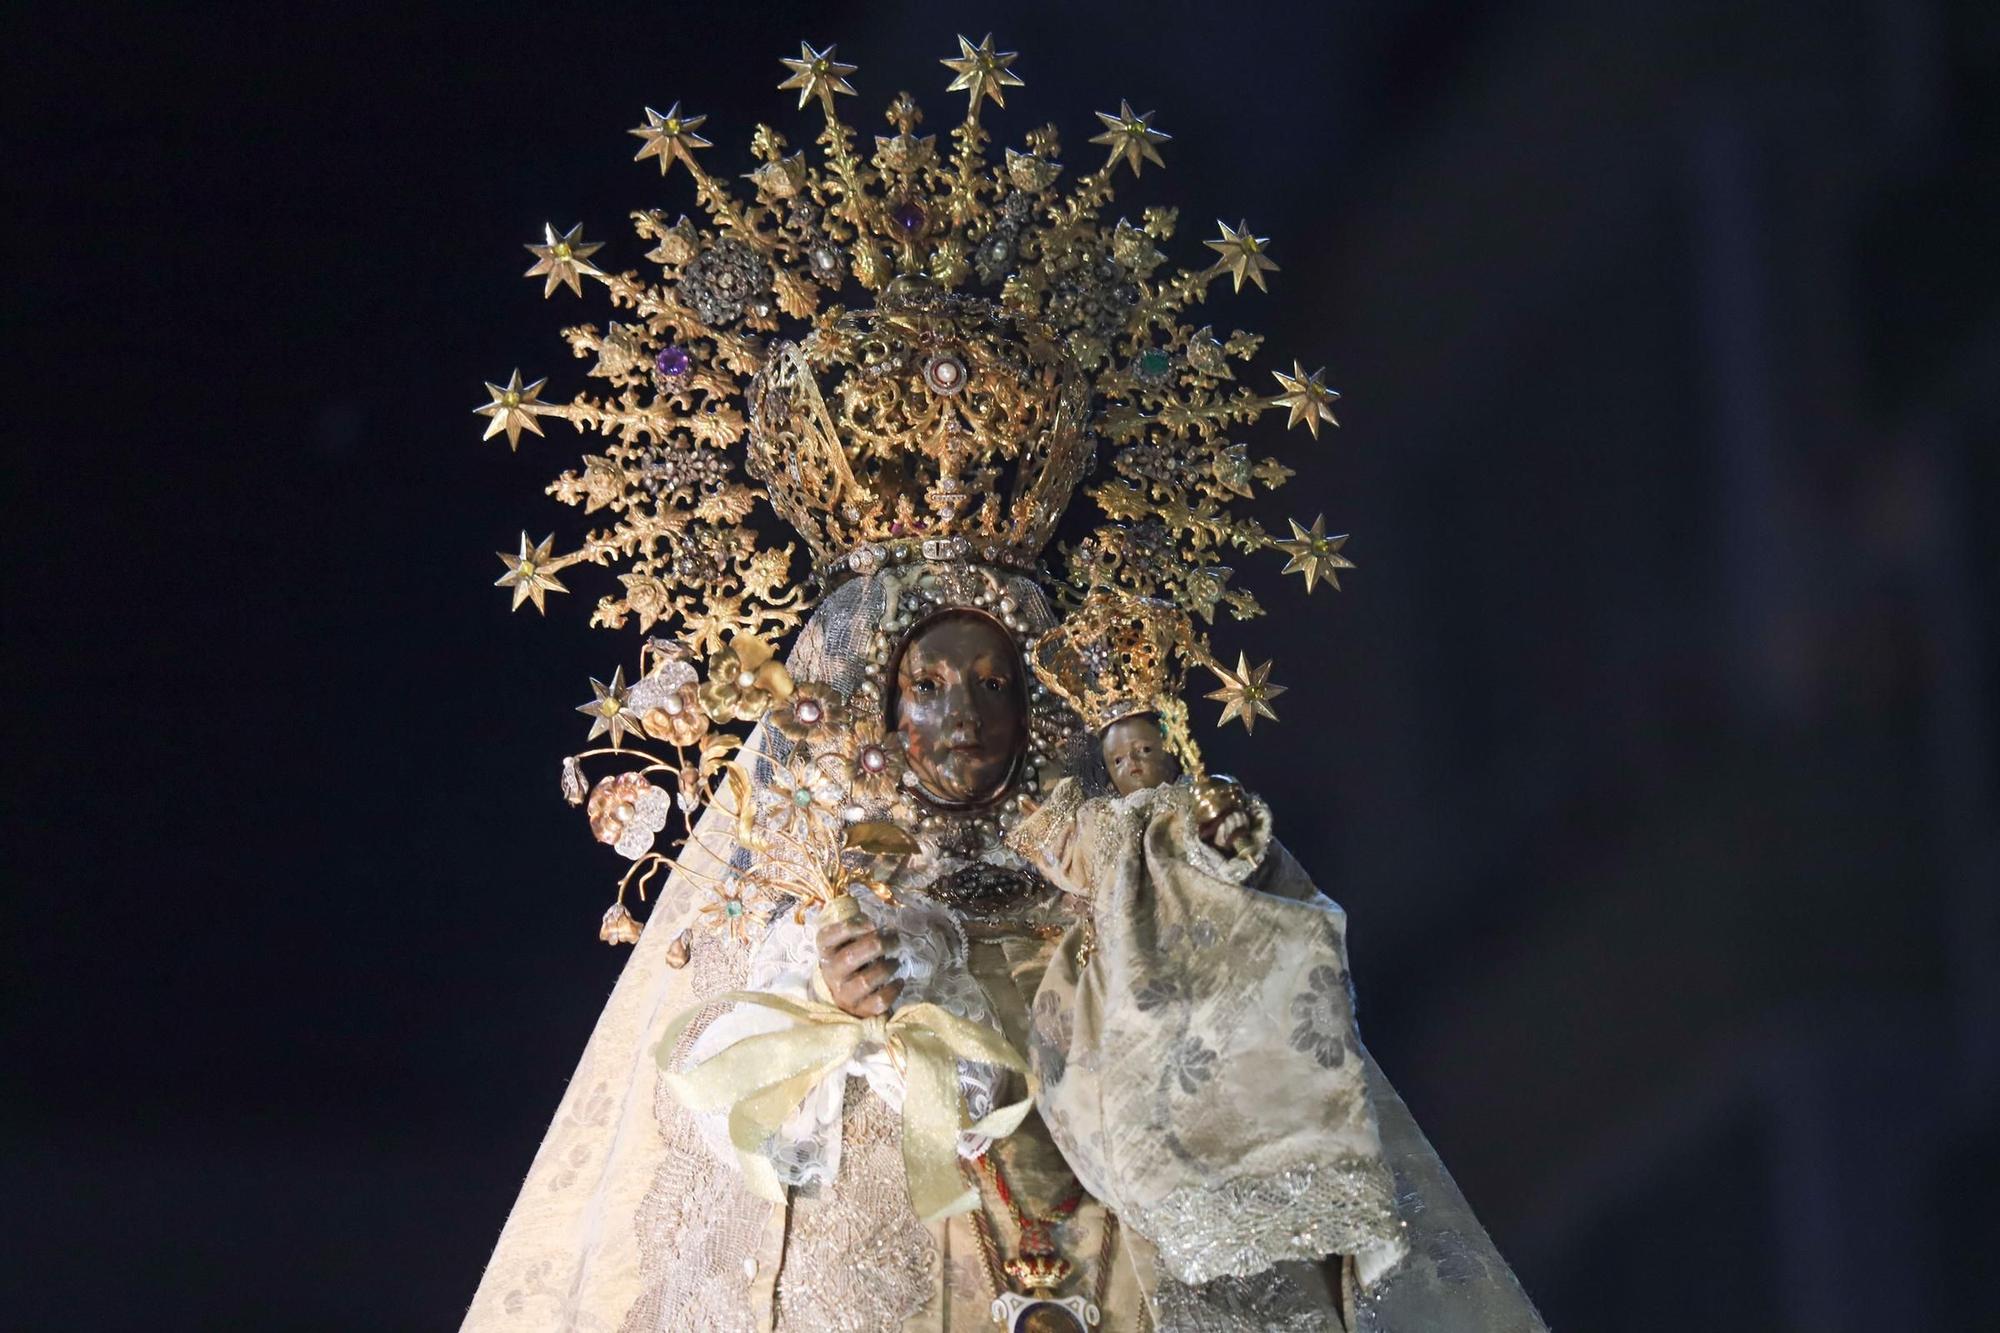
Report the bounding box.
[1101,713,1180,796]
[892,613,1027,806]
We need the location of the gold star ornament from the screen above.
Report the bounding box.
[495,532,569,613]
[523,222,605,299]
[473,369,552,450]
[941,33,1023,114]
[1205,653,1287,733]
[1272,514,1354,592]
[1090,100,1170,177]
[1270,361,1341,439]
[628,102,711,175]
[778,42,858,110]
[1204,219,1279,293]
[577,666,643,748]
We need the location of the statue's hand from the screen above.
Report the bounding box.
[815,915,903,1018]
[1193,775,1259,859]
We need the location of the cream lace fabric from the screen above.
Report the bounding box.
[1018,779,1408,1288]
[682,885,1005,1189]
[460,568,1547,1333]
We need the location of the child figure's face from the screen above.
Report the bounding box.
[1101,714,1181,796]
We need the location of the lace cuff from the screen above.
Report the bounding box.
[1123,1154,1404,1287]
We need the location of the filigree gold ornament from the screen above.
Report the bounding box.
[478,36,1367,938]
[1030,589,1215,776]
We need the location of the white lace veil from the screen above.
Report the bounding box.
[460,564,1546,1333]
[460,563,1077,1329]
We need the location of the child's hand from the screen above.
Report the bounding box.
[1193,776,1258,858]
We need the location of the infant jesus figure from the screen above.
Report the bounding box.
[1018,593,1271,886]
[1008,594,1409,1306]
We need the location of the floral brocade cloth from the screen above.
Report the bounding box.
[1013,779,1410,1290]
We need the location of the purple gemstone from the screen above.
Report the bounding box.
[892,200,927,233]
[654,345,691,377]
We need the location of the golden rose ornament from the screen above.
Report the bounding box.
[699,634,795,723]
[834,716,908,804]
[586,771,672,859]
[640,685,710,748]
[769,681,847,744]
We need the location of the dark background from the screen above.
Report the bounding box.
[8,1,1997,1328]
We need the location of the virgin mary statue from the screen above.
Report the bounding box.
[461,37,1546,1333]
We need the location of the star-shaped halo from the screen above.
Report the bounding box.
[778,42,858,110]
[523,222,605,299]
[1204,219,1279,293]
[941,33,1023,114]
[1205,653,1287,734]
[1270,361,1341,439]
[495,532,569,613]
[1090,100,1170,177]
[628,102,711,176]
[577,666,643,748]
[1271,514,1354,593]
[473,369,552,450]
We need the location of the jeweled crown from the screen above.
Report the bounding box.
[478,34,1354,723]
[747,279,1092,576]
[1029,592,1197,734]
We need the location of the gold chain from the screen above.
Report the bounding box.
[959,1159,1119,1323]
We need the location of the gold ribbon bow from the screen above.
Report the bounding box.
[657,991,1035,1222]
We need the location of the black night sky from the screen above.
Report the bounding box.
[8,2,1998,1328]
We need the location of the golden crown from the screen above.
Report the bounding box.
[746,280,1092,576]
[478,34,1356,720]
[1029,592,1196,733]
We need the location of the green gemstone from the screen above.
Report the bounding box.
[793,788,814,806]
[1138,350,1169,376]
[724,899,743,917]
